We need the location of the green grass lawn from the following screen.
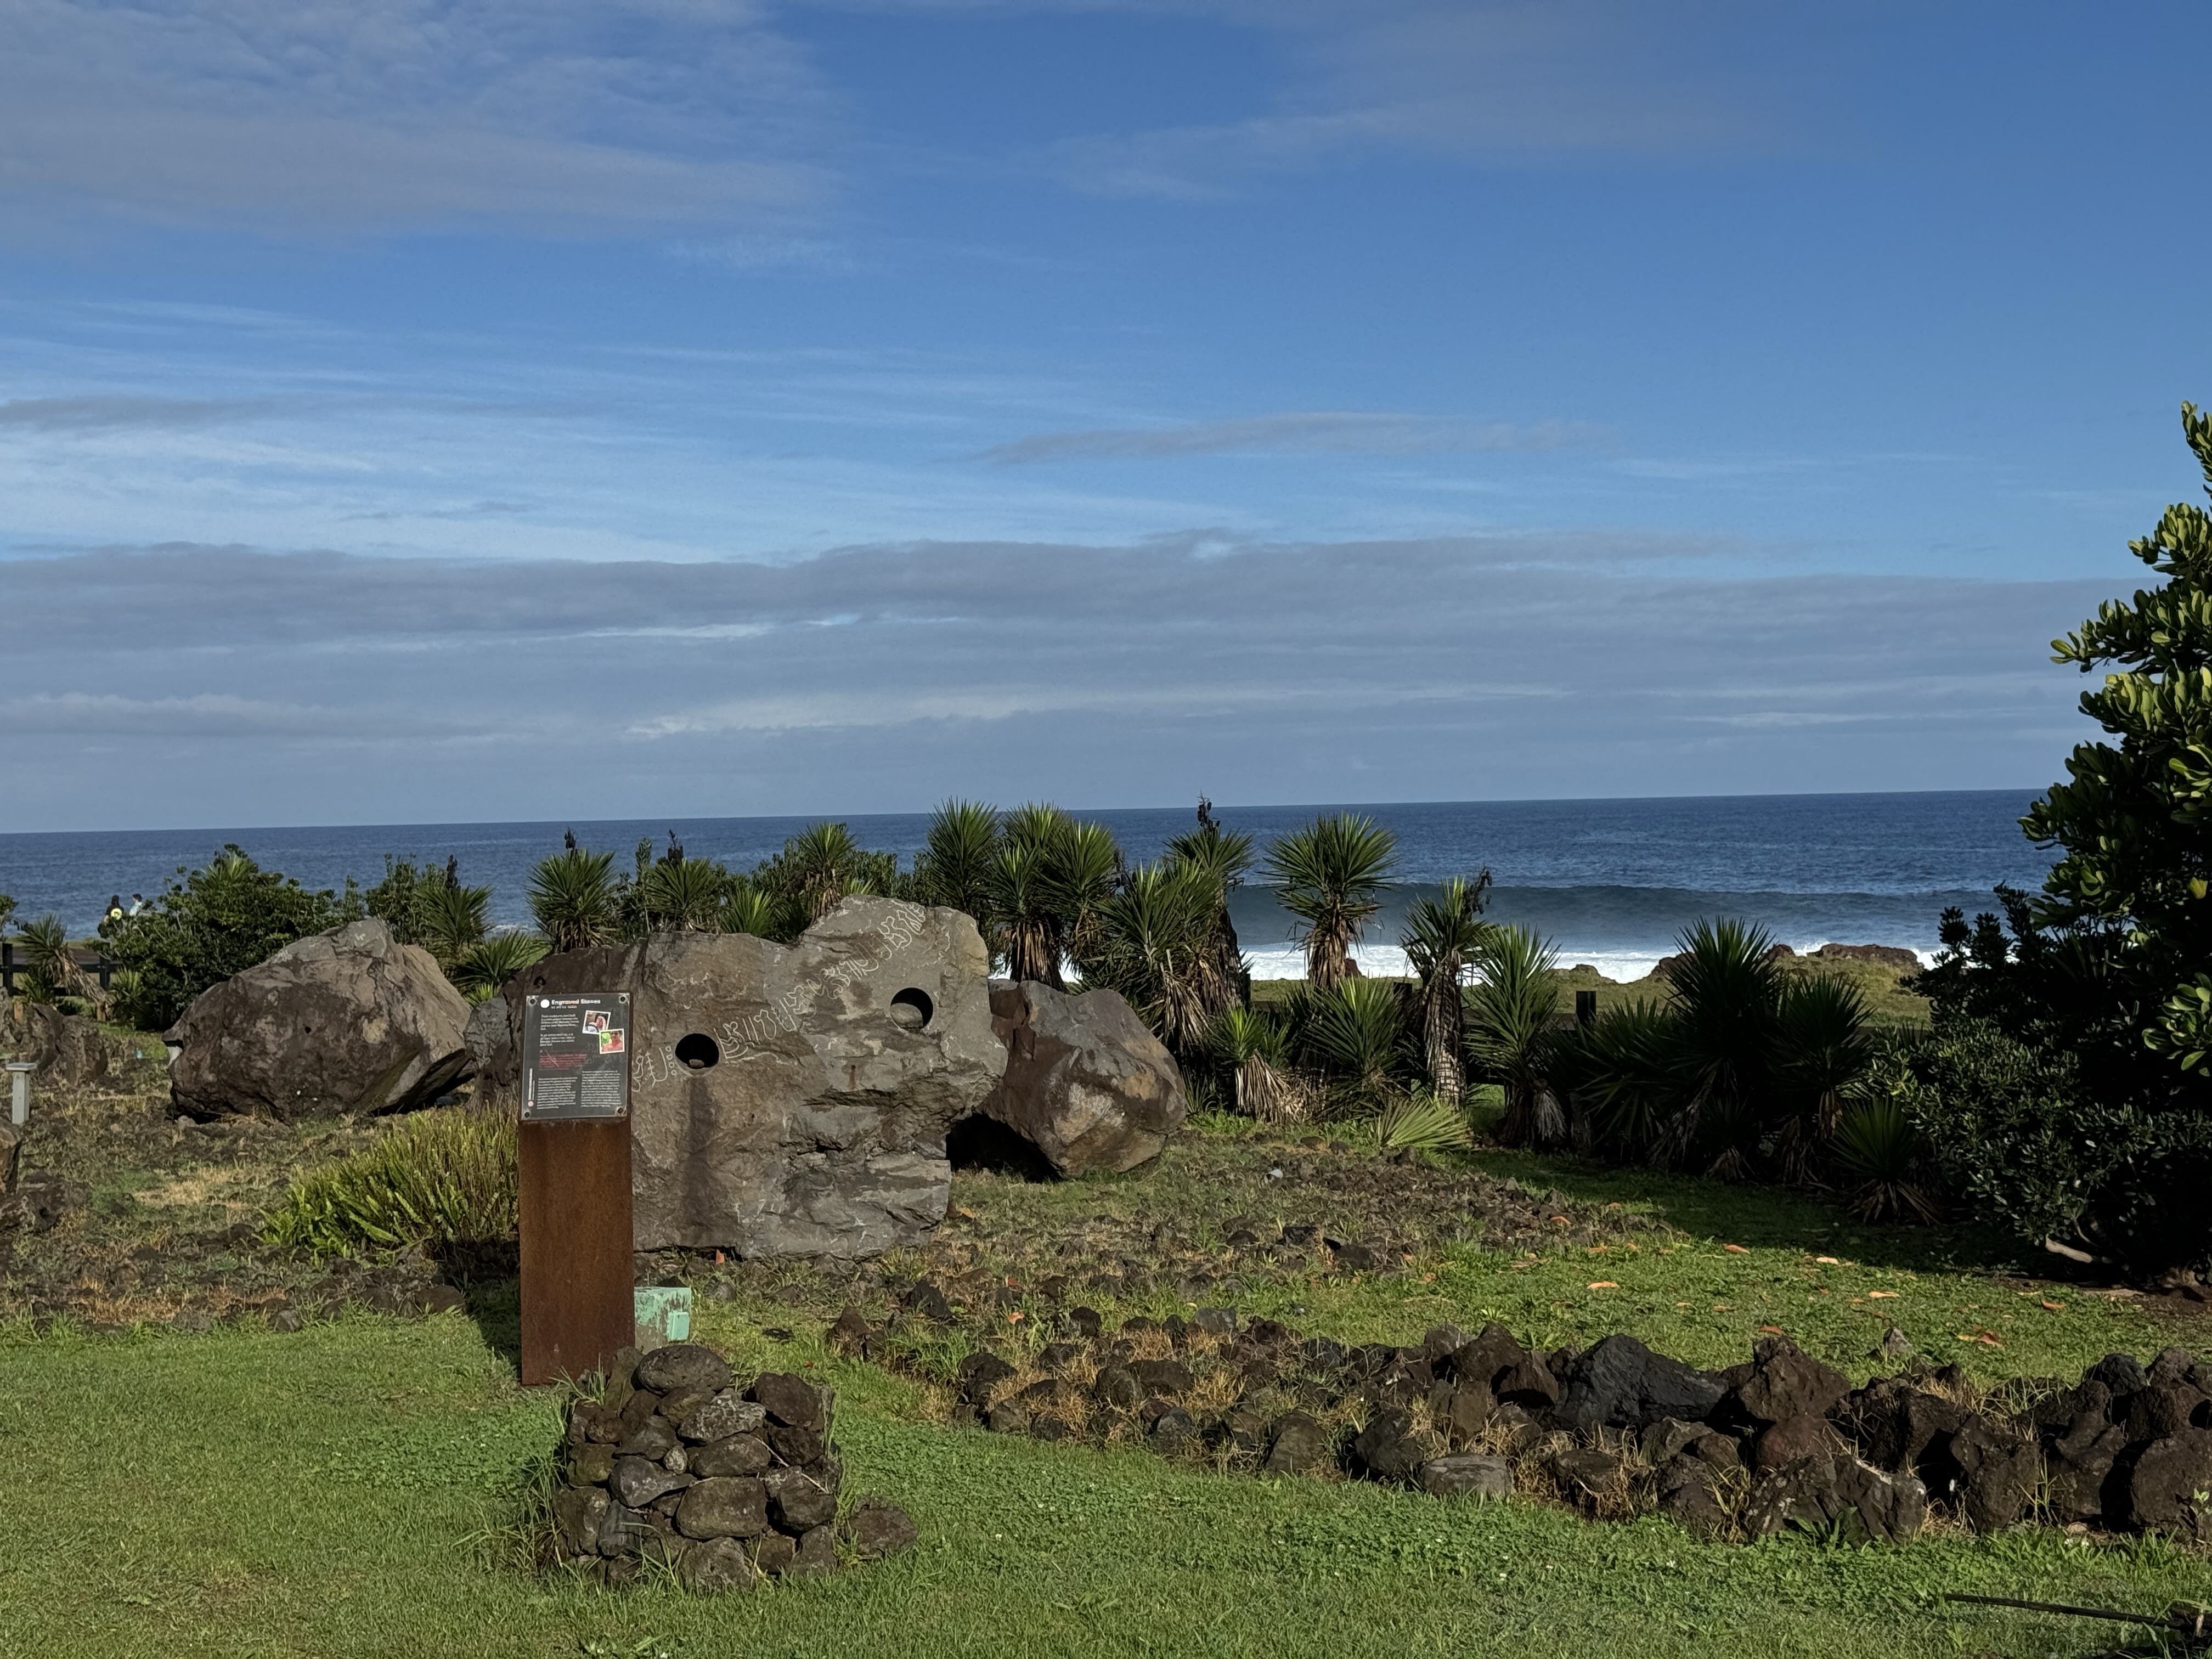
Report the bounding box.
[2,1314,2209,1659]
[4,1130,2210,1659]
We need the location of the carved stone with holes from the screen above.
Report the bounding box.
[472,898,1004,1259]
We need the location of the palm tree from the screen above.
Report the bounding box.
[1468,924,1564,1147]
[781,822,874,924]
[528,845,618,953]
[718,884,787,939]
[1400,871,1493,1107]
[1051,819,1122,964]
[912,800,1001,934]
[1263,814,1397,989]
[988,841,1061,985]
[12,913,109,1017]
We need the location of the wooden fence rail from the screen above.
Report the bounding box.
[0,943,117,994]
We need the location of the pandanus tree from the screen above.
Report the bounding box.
[913,799,1002,940]
[1263,813,1398,990]
[1164,797,1255,1032]
[1401,871,1493,1107]
[1211,1004,1300,1121]
[1078,860,1228,1058]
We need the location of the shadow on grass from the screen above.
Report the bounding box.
[1462,1147,2039,1280]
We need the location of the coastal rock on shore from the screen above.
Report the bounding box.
[473,897,1003,1259]
[977,980,1184,1177]
[165,918,472,1121]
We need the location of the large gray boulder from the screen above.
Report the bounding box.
[165,918,473,1120]
[979,980,1184,1176]
[473,897,1002,1259]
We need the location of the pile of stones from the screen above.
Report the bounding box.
[843,1294,2212,1545]
[550,1341,916,1592]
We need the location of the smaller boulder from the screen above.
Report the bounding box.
[680,1537,758,1594]
[842,1498,919,1559]
[1417,1454,1513,1499]
[1260,1411,1334,1476]
[637,1344,734,1396]
[980,980,1186,1176]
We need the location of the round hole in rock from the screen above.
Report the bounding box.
[675,1032,720,1070]
[889,988,933,1031]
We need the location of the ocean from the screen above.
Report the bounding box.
[0,791,2054,983]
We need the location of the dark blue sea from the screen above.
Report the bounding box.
[0,791,2055,981]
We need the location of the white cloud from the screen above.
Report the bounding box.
[982,412,1607,463]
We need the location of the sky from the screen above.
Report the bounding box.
[2,1,2209,832]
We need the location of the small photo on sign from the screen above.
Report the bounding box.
[582,1010,611,1035]
[599,1030,625,1054]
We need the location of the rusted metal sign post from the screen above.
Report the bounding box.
[518,991,634,1387]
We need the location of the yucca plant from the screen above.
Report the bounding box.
[781,822,876,924]
[1302,974,1409,1105]
[1052,820,1123,964]
[263,1108,517,1256]
[718,883,791,939]
[1210,1005,1302,1122]
[1769,972,1874,1182]
[989,840,1061,985]
[912,799,1002,930]
[1663,918,1785,1176]
[1561,998,1684,1161]
[528,846,618,953]
[1468,924,1565,1148]
[416,879,490,966]
[450,933,550,1003]
[1401,872,1493,1106]
[1164,799,1255,1022]
[638,856,728,933]
[1831,1095,1938,1223]
[1082,860,1229,1059]
[1375,1088,1475,1154]
[1263,814,1398,990]
[11,913,108,1017]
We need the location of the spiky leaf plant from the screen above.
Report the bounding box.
[1769,972,1873,1182]
[1082,860,1228,1059]
[450,933,550,1003]
[718,884,790,939]
[1401,872,1493,1105]
[1164,800,1256,1024]
[1468,924,1565,1148]
[637,856,728,933]
[912,799,1002,932]
[528,846,618,954]
[1662,918,1785,1172]
[1302,974,1410,1106]
[1375,1089,1475,1154]
[1831,1096,1938,1223]
[1210,1004,1303,1122]
[263,1108,517,1256]
[416,879,491,966]
[1262,814,1398,990]
[1561,998,1683,1160]
[989,840,1062,985]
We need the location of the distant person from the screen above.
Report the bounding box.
[104,895,124,927]
[126,894,146,917]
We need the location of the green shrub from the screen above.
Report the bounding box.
[264,1109,516,1256]
[100,847,353,1031]
[450,934,549,1003]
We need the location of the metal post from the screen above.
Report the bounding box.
[5,1062,34,1126]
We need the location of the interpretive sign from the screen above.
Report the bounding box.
[518,988,636,1386]
[522,992,631,1122]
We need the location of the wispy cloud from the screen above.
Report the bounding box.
[0,395,266,431]
[983,413,1607,464]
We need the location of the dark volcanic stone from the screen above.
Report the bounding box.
[687,1434,772,1478]
[842,1498,919,1559]
[1417,1454,1512,1499]
[554,1486,610,1555]
[754,1533,798,1576]
[1440,1382,1494,1444]
[987,1401,1030,1435]
[791,1525,839,1578]
[1130,1358,1195,1397]
[680,1391,768,1444]
[1353,1409,1426,1481]
[1443,1323,1528,1390]
[2046,1414,2129,1524]
[2086,1352,2147,1397]
[680,1536,757,1594]
[766,1421,827,1466]
[614,1416,680,1460]
[959,1352,1019,1401]
[905,1280,954,1323]
[1068,1306,1103,1338]
[1494,1356,1560,1411]
[1330,1242,1383,1272]
[2125,1384,2209,1443]
[1556,1333,1728,1431]
[1743,1454,1926,1545]
[1192,1307,1237,1336]
[610,1455,692,1509]
[1658,1466,1732,1539]
[1549,1447,1624,1508]
[1260,1410,1333,1475]
[636,1344,734,1396]
[1733,1336,1850,1426]
[567,1443,617,1486]
[1150,1408,1198,1452]
[2122,1428,2212,1536]
[765,1467,838,1532]
[1093,1364,1143,1409]
[1754,1414,1842,1471]
[751,1373,828,1432]
[828,1306,872,1353]
[1952,1418,2039,1533]
[675,1476,769,1541]
[598,1501,657,1559]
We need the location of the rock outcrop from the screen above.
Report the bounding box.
[473,897,1003,1259]
[0,1001,109,1089]
[977,980,1184,1176]
[165,919,472,1120]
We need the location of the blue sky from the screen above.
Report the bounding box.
[2,1,2208,831]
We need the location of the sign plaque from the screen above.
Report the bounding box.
[522,992,631,1121]
[517,990,636,1387]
